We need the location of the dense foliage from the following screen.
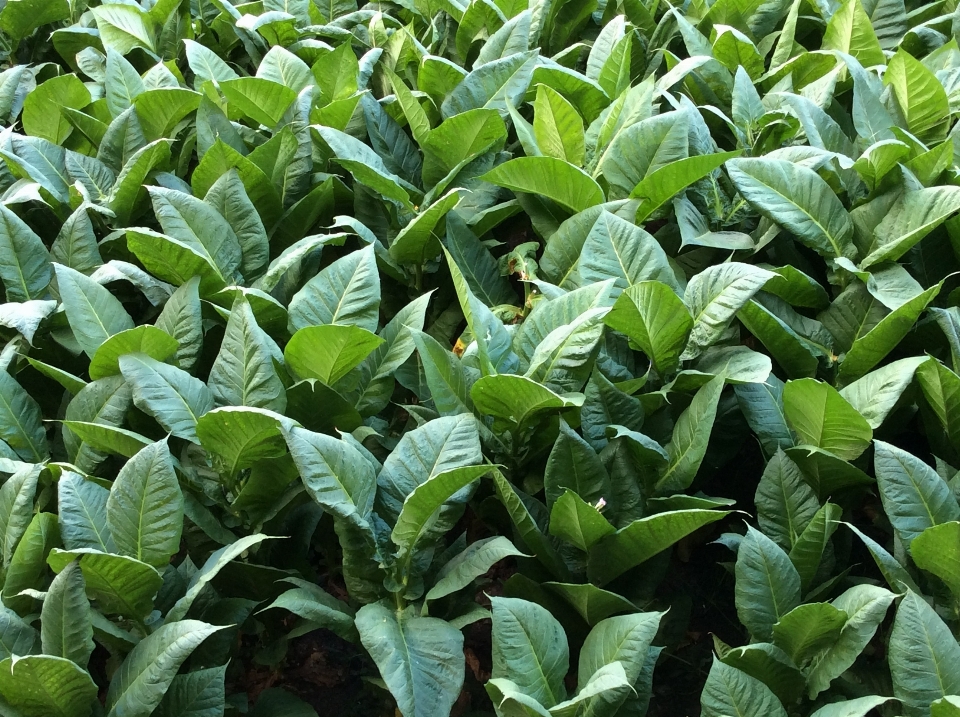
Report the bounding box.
[1,0,960,715]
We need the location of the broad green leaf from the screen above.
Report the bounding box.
[875,440,960,547]
[0,0,69,42]
[471,374,583,429]
[119,354,214,443]
[105,620,225,717]
[840,356,929,429]
[440,50,538,118]
[41,560,94,668]
[605,281,692,376]
[209,298,286,412]
[220,78,297,129]
[356,603,464,717]
[156,666,227,717]
[491,596,568,708]
[683,263,775,360]
[657,377,724,493]
[807,585,896,697]
[533,84,585,165]
[0,206,52,303]
[0,371,47,462]
[633,151,741,222]
[392,465,490,559]
[106,441,183,569]
[735,526,802,642]
[772,602,846,665]
[424,536,525,607]
[196,407,288,478]
[284,426,376,524]
[755,449,819,550]
[588,508,729,585]
[789,501,841,591]
[165,533,272,623]
[821,0,885,66]
[0,654,97,717]
[3,511,59,615]
[861,187,960,268]
[701,657,788,717]
[288,245,380,333]
[578,211,678,290]
[89,326,178,380]
[884,50,950,142]
[54,263,134,358]
[389,190,463,266]
[58,472,115,553]
[912,522,960,596]
[544,420,610,509]
[481,156,604,214]
[48,549,163,619]
[726,158,855,260]
[782,378,872,460]
[889,591,960,716]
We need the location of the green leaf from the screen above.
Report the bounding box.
[3,512,59,615]
[284,426,376,525]
[782,378,872,460]
[0,654,97,717]
[156,666,227,717]
[772,602,846,665]
[492,470,569,580]
[821,0,885,66]
[912,522,960,596]
[657,377,724,493]
[837,283,940,382]
[288,245,380,333]
[209,297,286,412]
[884,49,950,143]
[701,657,788,717]
[683,263,775,360]
[355,603,464,717]
[105,620,225,717]
[58,472,115,553]
[735,525,801,642]
[156,277,203,371]
[726,158,855,260]
[861,187,960,268]
[392,465,490,558]
[755,449,819,550]
[810,697,896,717]
[875,440,960,547]
[0,371,47,462]
[148,186,242,284]
[579,211,678,290]
[491,596,568,708]
[0,0,69,42]
[807,585,896,698]
[0,206,52,303]
[41,560,94,668]
[205,169,270,280]
[54,263,134,358]
[119,354,213,443]
[543,582,636,626]
[481,156,604,214]
[22,74,91,145]
[605,281,692,376]
[89,326,179,380]
[889,591,960,716]
[788,502,841,591]
[390,190,463,266]
[261,579,355,641]
[840,356,929,429]
[548,490,616,551]
[48,549,162,619]
[471,374,583,429]
[441,50,538,118]
[165,533,272,624]
[196,407,288,478]
[633,151,741,222]
[106,441,183,569]
[220,78,296,129]
[533,84,585,166]
[424,536,525,607]
[588,508,729,585]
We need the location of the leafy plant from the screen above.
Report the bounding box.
[0,0,958,715]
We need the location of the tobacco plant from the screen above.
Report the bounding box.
[0,0,957,715]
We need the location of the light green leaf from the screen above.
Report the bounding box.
[106,441,183,569]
